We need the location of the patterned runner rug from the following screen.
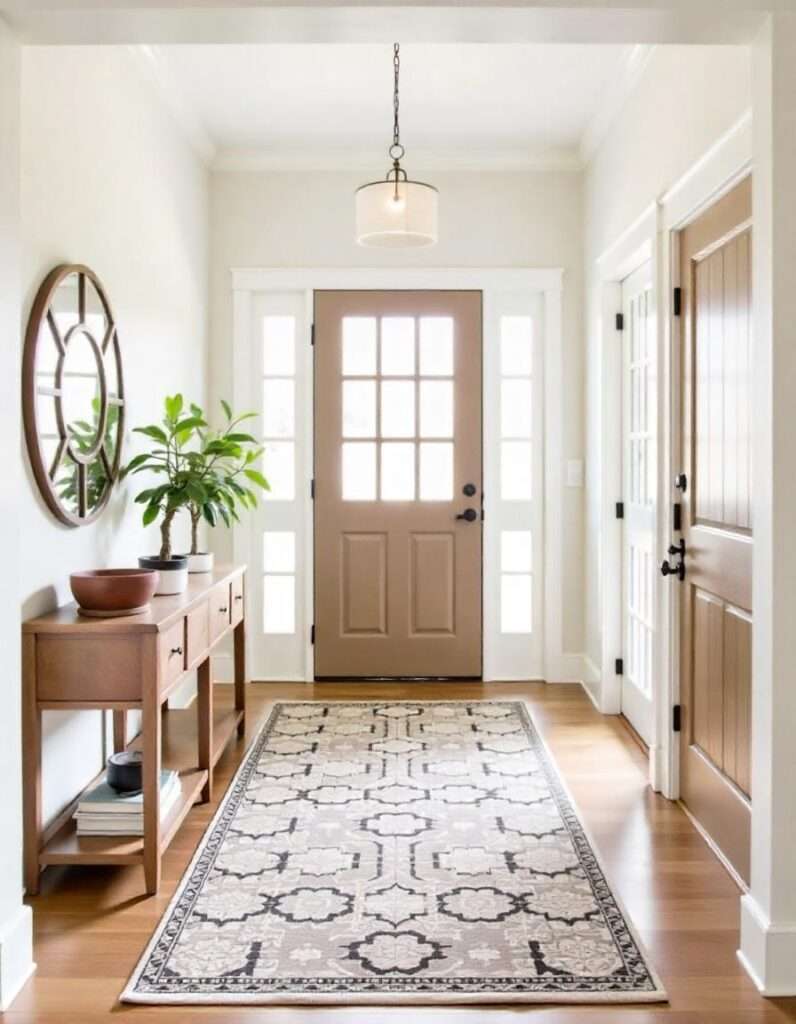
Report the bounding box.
[123,701,666,1004]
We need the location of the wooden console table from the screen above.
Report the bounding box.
[22,565,247,896]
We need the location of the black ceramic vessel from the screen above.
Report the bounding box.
[107,750,143,793]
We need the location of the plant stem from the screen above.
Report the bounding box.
[190,505,201,555]
[159,506,177,561]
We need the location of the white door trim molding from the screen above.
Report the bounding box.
[231,266,566,682]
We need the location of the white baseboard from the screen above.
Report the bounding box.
[0,904,34,1010]
[739,893,796,996]
[544,653,595,684]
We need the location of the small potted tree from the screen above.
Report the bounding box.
[180,399,270,573]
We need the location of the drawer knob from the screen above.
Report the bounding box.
[219,606,228,613]
[235,594,243,601]
[170,646,183,656]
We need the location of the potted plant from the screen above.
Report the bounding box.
[122,395,208,595]
[179,399,270,573]
[123,395,269,593]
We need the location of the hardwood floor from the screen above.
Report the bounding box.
[8,681,796,1023]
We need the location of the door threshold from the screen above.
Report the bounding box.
[314,676,483,682]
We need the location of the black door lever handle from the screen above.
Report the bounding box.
[456,508,478,522]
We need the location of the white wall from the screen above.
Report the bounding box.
[209,168,586,660]
[583,46,751,685]
[20,48,209,825]
[0,17,33,1012]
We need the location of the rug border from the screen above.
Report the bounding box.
[120,699,667,1006]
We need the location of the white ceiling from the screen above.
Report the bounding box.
[148,43,645,170]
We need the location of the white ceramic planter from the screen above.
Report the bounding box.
[184,552,214,574]
[138,556,189,595]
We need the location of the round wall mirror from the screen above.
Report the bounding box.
[23,264,125,526]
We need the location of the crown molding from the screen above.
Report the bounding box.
[579,43,654,165]
[212,144,583,174]
[128,44,216,165]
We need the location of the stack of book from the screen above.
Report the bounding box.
[74,770,181,836]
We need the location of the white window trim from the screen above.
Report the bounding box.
[231,266,565,683]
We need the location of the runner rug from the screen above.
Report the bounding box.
[123,701,666,1004]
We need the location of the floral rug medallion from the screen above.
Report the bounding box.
[123,701,666,1004]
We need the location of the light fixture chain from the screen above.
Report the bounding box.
[393,42,400,149]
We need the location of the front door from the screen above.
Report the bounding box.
[314,290,483,678]
[678,176,753,882]
[621,260,656,746]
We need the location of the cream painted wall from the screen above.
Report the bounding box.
[209,168,586,660]
[20,48,209,825]
[582,46,751,681]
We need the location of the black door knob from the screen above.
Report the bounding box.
[456,508,478,522]
[462,483,477,497]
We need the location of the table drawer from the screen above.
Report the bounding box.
[159,618,186,691]
[186,601,210,667]
[210,583,231,644]
[231,574,245,627]
[37,635,143,702]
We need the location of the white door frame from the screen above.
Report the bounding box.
[231,266,568,682]
[595,110,753,798]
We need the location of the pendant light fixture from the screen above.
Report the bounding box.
[355,43,438,247]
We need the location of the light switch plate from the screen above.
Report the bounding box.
[566,459,584,488]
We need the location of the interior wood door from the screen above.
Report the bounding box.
[678,176,753,883]
[314,290,482,678]
[621,261,656,746]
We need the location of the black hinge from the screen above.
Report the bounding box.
[615,312,624,331]
[615,658,624,676]
[310,624,315,645]
[616,501,624,520]
[672,704,682,732]
[310,323,316,346]
[310,478,315,499]
[673,501,682,532]
[673,287,682,316]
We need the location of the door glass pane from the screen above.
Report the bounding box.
[500,441,532,500]
[263,378,294,438]
[263,316,295,376]
[381,442,415,500]
[343,317,377,376]
[381,317,415,376]
[419,317,454,376]
[501,379,532,438]
[500,316,532,376]
[263,531,296,573]
[419,442,453,501]
[343,380,376,437]
[342,442,377,500]
[263,575,295,634]
[501,574,532,633]
[262,441,294,500]
[501,530,532,572]
[419,380,453,438]
[380,380,415,438]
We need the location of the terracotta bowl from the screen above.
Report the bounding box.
[70,569,159,617]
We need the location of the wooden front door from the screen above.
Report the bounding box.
[314,290,482,678]
[678,176,753,883]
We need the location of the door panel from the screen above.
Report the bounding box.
[314,290,482,678]
[679,175,752,883]
[621,261,656,744]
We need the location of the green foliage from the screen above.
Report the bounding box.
[57,399,119,513]
[122,394,269,560]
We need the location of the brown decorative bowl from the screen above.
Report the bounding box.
[70,569,159,617]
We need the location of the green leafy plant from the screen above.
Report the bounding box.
[122,395,269,561]
[57,398,119,513]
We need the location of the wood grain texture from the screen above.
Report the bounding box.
[15,682,796,1023]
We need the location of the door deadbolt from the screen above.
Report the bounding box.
[462,482,477,497]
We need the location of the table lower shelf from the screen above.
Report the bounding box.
[38,705,244,868]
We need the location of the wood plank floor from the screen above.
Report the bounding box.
[8,681,796,1024]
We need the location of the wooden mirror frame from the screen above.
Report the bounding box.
[22,264,125,526]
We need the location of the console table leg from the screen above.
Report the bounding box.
[22,635,41,896]
[234,618,246,738]
[142,636,161,895]
[112,710,127,754]
[197,657,212,802]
